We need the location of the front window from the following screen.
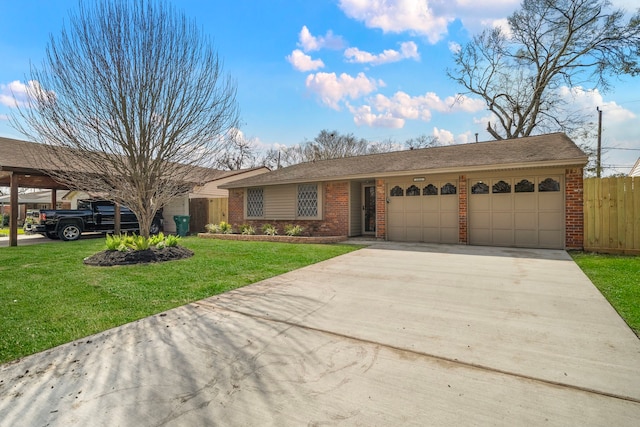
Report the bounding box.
[246,187,264,217]
[297,184,318,217]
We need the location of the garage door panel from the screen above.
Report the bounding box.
[441,196,457,210]
[422,198,439,212]
[470,212,490,228]
[441,227,458,243]
[539,230,563,248]
[492,195,512,210]
[492,212,513,229]
[387,179,458,244]
[469,175,564,249]
[515,212,536,229]
[423,212,439,225]
[514,194,535,210]
[539,212,563,230]
[440,213,457,228]
[515,230,537,246]
[405,227,422,241]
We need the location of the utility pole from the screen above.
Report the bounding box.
[596,107,603,178]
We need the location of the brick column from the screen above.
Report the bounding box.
[458,175,468,244]
[376,179,386,240]
[228,189,245,226]
[565,168,584,250]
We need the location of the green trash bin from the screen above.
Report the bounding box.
[173,215,190,237]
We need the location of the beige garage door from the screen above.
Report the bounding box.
[387,179,458,243]
[468,176,564,249]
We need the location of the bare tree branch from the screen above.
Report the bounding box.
[449,0,640,140]
[11,0,238,237]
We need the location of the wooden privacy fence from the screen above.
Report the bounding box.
[583,177,640,254]
[189,198,229,234]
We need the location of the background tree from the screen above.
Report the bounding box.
[448,0,640,140]
[213,129,259,171]
[13,0,238,237]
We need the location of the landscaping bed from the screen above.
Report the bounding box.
[198,232,347,244]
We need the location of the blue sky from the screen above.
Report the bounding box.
[1,0,639,174]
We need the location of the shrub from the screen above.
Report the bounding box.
[262,223,278,236]
[284,224,304,236]
[219,221,233,234]
[240,224,256,235]
[105,232,176,252]
[165,235,180,247]
[148,232,165,246]
[1,213,9,227]
[205,223,220,233]
[205,221,233,234]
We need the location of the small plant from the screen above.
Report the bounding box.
[131,234,151,250]
[284,224,304,236]
[240,224,256,235]
[165,234,180,247]
[219,221,233,234]
[262,223,278,236]
[106,234,121,251]
[205,223,220,233]
[148,232,165,246]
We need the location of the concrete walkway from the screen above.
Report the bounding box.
[1,243,639,426]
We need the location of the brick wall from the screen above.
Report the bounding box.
[458,175,468,244]
[375,179,386,239]
[227,182,349,237]
[565,168,584,250]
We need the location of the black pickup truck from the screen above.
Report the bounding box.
[33,199,163,241]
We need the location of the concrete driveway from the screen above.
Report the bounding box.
[1,243,639,426]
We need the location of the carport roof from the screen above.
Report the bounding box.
[221,132,588,188]
[0,136,70,189]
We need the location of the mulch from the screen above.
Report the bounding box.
[83,246,194,267]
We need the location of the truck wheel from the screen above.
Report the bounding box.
[45,232,60,240]
[150,220,161,235]
[59,223,81,241]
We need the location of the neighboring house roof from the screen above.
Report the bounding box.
[0,189,65,204]
[630,157,640,177]
[222,133,588,189]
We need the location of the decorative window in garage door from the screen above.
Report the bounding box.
[423,184,438,196]
[492,180,511,193]
[406,185,420,196]
[441,183,457,195]
[515,179,535,192]
[539,178,560,192]
[390,185,404,196]
[471,182,489,194]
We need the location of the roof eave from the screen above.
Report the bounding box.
[221,157,589,189]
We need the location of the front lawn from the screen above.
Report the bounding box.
[571,252,640,337]
[0,227,25,237]
[0,237,360,364]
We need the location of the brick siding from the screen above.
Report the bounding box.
[458,175,468,244]
[227,182,349,237]
[565,167,584,250]
[375,179,386,239]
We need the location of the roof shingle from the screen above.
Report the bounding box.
[222,133,587,188]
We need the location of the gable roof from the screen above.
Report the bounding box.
[222,133,588,189]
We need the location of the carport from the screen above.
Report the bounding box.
[0,137,70,246]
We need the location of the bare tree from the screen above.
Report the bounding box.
[13,0,238,237]
[404,134,439,150]
[448,0,640,140]
[213,129,259,171]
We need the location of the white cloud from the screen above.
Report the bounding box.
[558,86,635,123]
[0,80,40,107]
[286,49,325,72]
[0,114,8,121]
[432,127,455,144]
[345,41,420,65]
[338,0,452,43]
[298,26,345,52]
[305,72,382,110]
[348,104,406,128]
[448,41,461,54]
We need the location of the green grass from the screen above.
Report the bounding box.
[0,227,25,237]
[0,237,360,364]
[571,252,640,336]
